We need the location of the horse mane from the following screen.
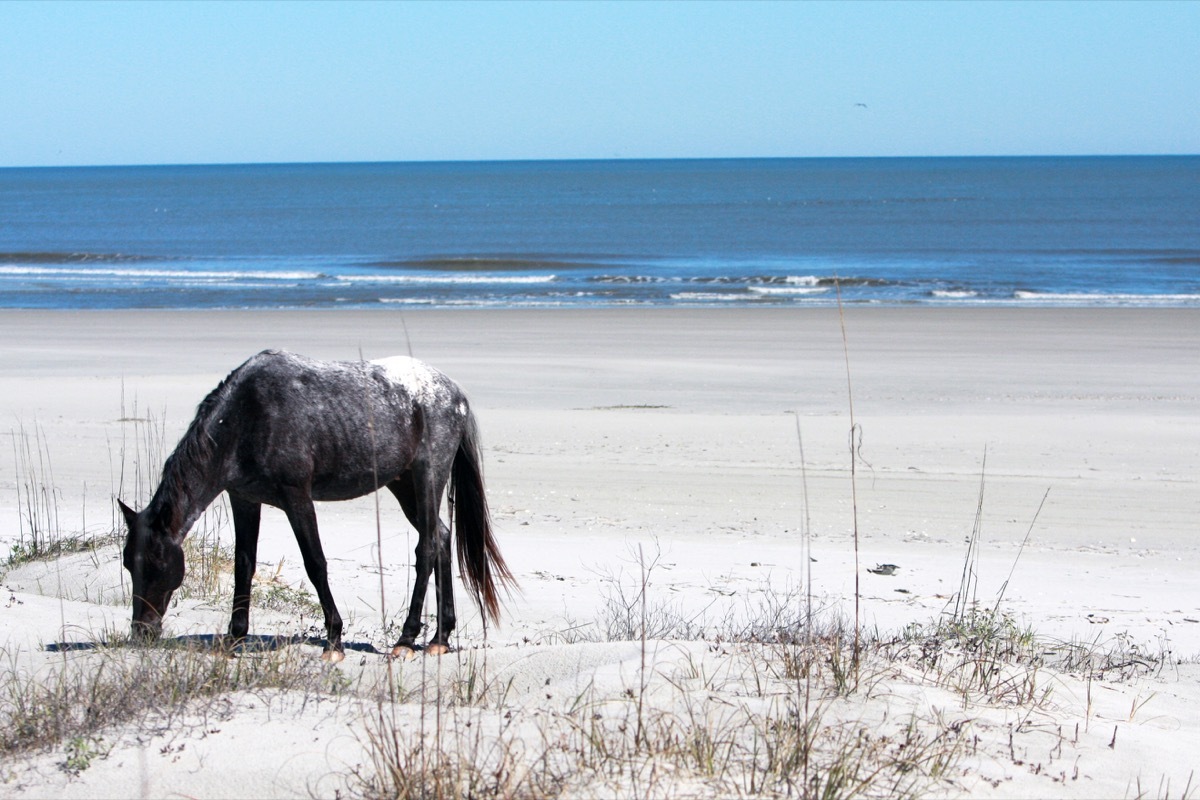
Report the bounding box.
[149,357,250,532]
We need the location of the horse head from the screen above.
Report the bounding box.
[118,500,185,642]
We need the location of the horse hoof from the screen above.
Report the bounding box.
[425,643,451,657]
[321,649,345,664]
[391,646,418,661]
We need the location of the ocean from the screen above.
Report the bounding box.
[1,157,1197,309]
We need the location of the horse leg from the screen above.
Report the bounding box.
[279,488,344,663]
[389,471,455,658]
[429,518,456,654]
[225,493,262,651]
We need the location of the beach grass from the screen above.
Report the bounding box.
[0,638,352,766]
[0,473,1183,798]
[0,577,1176,796]
[0,434,1114,797]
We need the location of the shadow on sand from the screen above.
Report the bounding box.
[46,633,384,655]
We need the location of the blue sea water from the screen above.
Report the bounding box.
[1,157,1197,309]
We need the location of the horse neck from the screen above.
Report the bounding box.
[147,435,227,539]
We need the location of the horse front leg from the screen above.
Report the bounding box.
[225,493,262,651]
[279,488,344,663]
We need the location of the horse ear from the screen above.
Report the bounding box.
[117,499,138,530]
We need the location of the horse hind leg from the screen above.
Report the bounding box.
[389,469,455,658]
[428,511,456,656]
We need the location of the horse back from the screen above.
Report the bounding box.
[218,350,454,501]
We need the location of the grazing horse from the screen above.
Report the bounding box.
[118,350,513,662]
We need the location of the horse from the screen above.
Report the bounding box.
[118,349,513,663]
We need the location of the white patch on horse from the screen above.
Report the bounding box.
[373,356,445,405]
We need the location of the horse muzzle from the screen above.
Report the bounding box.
[130,598,166,642]
[131,618,163,642]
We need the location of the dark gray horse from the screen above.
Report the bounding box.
[118,350,512,662]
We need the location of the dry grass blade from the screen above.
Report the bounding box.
[953,448,987,622]
[833,275,862,687]
[993,487,1051,613]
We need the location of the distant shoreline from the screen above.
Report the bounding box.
[7,152,1200,171]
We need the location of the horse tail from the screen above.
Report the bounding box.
[451,409,514,625]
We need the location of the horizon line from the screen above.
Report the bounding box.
[3,152,1198,171]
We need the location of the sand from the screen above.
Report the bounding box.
[1,307,1198,798]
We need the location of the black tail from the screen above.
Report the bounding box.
[451,411,514,625]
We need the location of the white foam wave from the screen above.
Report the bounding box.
[592,275,669,284]
[0,265,322,281]
[377,298,437,305]
[1013,291,1200,305]
[670,292,746,302]
[339,274,557,285]
[748,285,829,296]
[932,289,979,299]
[379,297,564,308]
[175,281,304,290]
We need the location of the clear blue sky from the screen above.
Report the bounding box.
[2,0,1197,166]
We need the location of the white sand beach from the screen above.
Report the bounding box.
[1,307,1198,798]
